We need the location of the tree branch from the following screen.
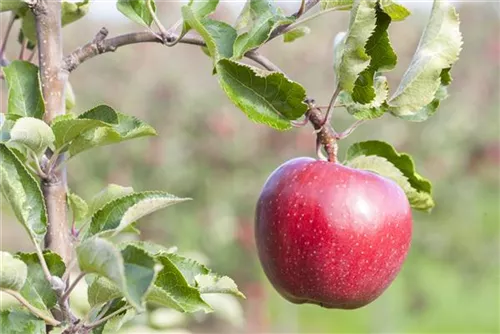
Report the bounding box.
[59,272,85,305]
[33,0,72,268]
[63,30,205,72]
[63,0,321,73]
[245,51,283,72]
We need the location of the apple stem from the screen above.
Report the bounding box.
[307,104,338,163]
[304,85,341,163]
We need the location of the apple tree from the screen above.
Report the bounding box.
[0,0,461,333]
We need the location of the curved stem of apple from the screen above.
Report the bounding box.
[308,106,338,163]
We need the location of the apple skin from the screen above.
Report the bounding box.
[255,157,412,309]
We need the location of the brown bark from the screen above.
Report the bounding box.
[33,0,71,264]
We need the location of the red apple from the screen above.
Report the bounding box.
[255,157,412,309]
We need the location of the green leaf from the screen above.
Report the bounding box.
[68,106,156,156]
[116,0,155,27]
[396,77,449,122]
[121,240,177,257]
[65,82,76,111]
[333,31,347,79]
[216,59,307,130]
[9,117,55,156]
[91,299,126,334]
[148,252,244,312]
[0,252,27,291]
[232,0,293,60]
[62,0,90,26]
[87,191,190,238]
[336,2,402,114]
[78,105,120,123]
[152,252,244,306]
[351,7,396,104]
[337,0,377,93]
[203,19,237,59]
[234,0,252,31]
[379,0,410,21]
[17,251,65,314]
[283,26,310,43]
[121,244,157,309]
[321,0,409,16]
[77,239,124,303]
[87,276,122,307]
[0,114,14,142]
[0,0,24,12]
[2,61,44,119]
[77,238,156,311]
[0,144,47,245]
[182,0,219,33]
[181,7,236,60]
[104,307,135,333]
[165,253,209,286]
[187,0,219,18]
[51,114,114,151]
[88,184,134,217]
[440,67,451,85]
[338,75,388,119]
[345,140,434,211]
[320,0,353,10]
[76,238,125,305]
[0,309,46,334]
[16,29,36,51]
[388,0,462,121]
[91,299,134,334]
[15,1,91,47]
[165,254,243,297]
[68,191,88,223]
[147,254,212,313]
[196,274,245,298]
[87,246,244,313]
[21,10,37,45]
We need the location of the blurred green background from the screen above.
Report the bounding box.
[1,2,499,333]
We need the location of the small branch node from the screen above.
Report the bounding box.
[93,27,109,43]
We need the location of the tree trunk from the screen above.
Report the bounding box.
[33,0,71,264]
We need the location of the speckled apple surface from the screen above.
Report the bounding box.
[255,157,412,309]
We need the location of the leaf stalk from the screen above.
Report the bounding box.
[3,289,61,326]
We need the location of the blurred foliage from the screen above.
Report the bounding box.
[1,2,499,333]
